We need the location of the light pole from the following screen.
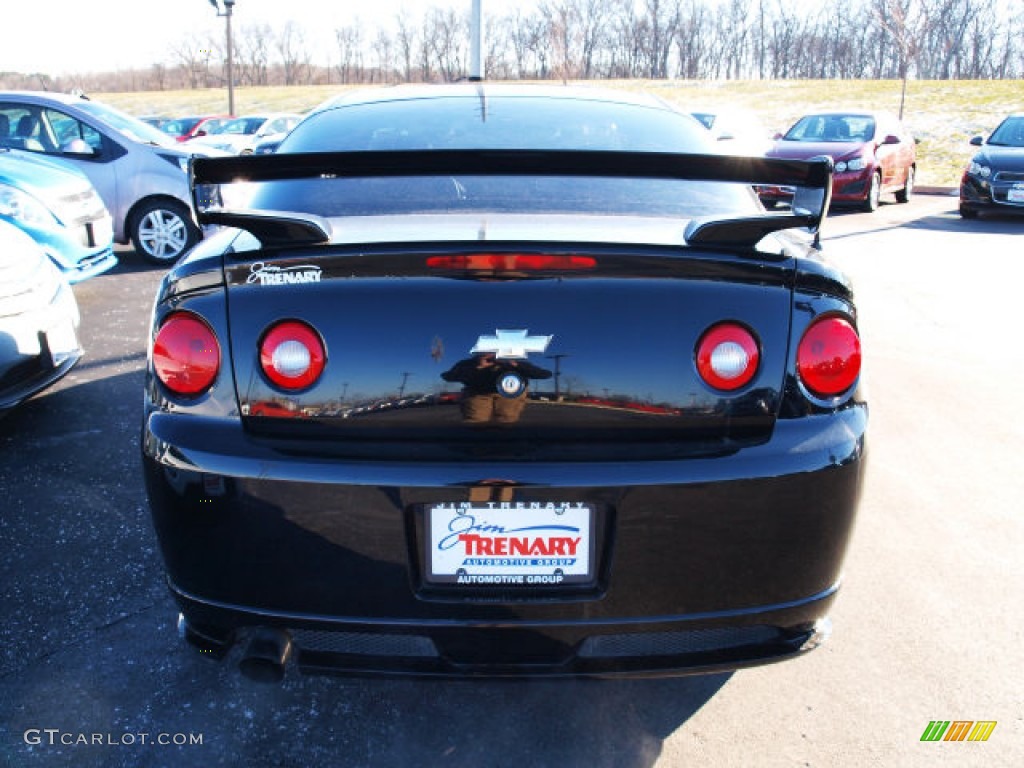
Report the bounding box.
[208,0,236,116]
[469,0,483,80]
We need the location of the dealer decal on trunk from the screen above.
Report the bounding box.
[247,262,322,286]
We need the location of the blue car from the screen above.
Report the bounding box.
[0,147,116,283]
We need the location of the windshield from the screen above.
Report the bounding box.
[784,115,876,143]
[988,116,1024,147]
[78,100,176,147]
[217,117,267,136]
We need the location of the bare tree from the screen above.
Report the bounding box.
[395,8,419,82]
[169,34,215,90]
[334,24,365,84]
[236,24,272,86]
[276,21,311,86]
[423,7,466,81]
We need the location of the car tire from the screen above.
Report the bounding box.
[861,172,881,212]
[959,204,979,219]
[130,199,200,265]
[895,166,914,204]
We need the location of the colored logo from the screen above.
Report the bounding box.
[497,372,526,398]
[920,721,997,742]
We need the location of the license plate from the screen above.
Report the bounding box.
[426,502,594,586]
[46,321,79,366]
[1008,188,1024,203]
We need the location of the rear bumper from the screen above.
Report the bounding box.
[174,582,836,679]
[143,404,866,677]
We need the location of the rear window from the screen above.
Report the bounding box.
[283,95,711,153]
[236,95,760,220]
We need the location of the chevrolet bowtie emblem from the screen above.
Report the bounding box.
[471,329,553,359]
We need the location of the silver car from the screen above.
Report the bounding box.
[0,91,221,264]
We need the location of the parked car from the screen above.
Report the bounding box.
[0,220,82,412]
[760,110,917,212]
[160,115,231,143]
[0,147,116,282]
[187,113,302,155]
[139,116,169,130]
[144,84,865,682]
[689,106,774,156]
[959,113,1024,219]
[0,91,223,264]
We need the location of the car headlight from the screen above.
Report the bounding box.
[834,157,867,173]
[0,183,57,228]
[967,161,992,178]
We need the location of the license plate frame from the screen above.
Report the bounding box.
[424,502,596,587]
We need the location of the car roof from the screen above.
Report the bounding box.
[795,110,894,120]
[0,90,91,106]
[313,83,675,114]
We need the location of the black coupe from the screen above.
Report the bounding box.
[142,85,866,681]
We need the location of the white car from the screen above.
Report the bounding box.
[689,107,774,156]
[0,221,82,411]
[188,114,302,155]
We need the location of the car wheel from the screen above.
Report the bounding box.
[959,204,979,219]
[895,166,914,204]
[862,172,881,212]
[131,200,200,265]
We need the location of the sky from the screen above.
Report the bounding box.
[1,0,532,77]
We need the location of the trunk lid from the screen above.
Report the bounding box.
[223,220,794,462]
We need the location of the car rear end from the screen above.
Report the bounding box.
[142,144,865,680]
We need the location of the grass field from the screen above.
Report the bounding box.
[102,79,1022,188]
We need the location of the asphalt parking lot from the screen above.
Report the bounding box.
[1,193,1021,768]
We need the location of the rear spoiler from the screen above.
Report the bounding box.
[191,149,833,248]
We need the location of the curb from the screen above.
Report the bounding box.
[916,186,957,196]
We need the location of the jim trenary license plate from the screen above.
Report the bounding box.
[426,502,595,586]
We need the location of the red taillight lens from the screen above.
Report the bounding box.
[696,323,760,391]
[797,316,861,398]
[426,253,596,271]
[153,312,220,397]
[259,321,326,390]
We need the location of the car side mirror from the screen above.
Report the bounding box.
[772,132,783,140]
[195,130,207,137]
[61,139,96,157]
[881,134,901,146]
[969,136,984,147]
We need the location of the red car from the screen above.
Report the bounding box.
[760,111,917,212]
[160,115,231,143]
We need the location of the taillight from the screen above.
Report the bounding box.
[153,312,220,397]
[696,323,760,391]
[797,316,861,398]
[426,254,596,271]
[259,320,326,390]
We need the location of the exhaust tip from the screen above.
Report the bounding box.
[798,617,833,652]
[239,628,293,683]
